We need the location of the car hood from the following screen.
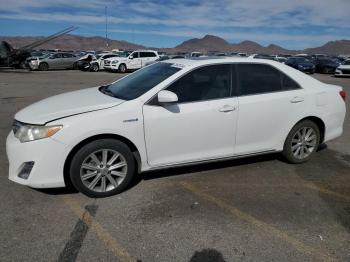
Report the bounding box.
[15,87,124,125]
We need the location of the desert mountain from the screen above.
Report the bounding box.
[1,34,349,55]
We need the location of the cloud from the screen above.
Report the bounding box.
[1,0,349,28]
[0,0,349,48]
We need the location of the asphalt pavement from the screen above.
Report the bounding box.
[0,69,349,262]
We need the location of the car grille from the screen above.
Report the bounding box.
[342,69,350,74]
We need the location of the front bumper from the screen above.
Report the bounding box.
[335,69,350,76]
[6,131,72,188]
[103,64,119,72]
[28,62,39,70]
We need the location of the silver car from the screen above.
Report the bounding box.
[29,52,79,71]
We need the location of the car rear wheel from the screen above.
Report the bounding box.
[282,120,320,164]
[118,64,127,73]
[69,139,136,197]
[39,63,49,71]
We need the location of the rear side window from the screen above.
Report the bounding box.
[237,64,300,96]
[140,52,157,57]
[281,73,300,90]
[166,64,231,103]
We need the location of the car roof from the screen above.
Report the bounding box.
[161,57,322,88]
[162,57,281,67]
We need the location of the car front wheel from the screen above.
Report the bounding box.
[69,139,136,197]
[282,120,320,164]
[118,64,127,73]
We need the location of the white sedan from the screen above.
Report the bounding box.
[6,58,346,197]
[335,59,350,77]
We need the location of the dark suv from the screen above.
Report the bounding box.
[315,58,340,74]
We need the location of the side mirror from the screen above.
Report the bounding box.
[158,90,178,104]
[129,55,133,59]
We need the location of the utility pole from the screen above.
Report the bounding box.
[105,6,108,49]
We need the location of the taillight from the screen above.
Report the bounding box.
[339,90,346,101]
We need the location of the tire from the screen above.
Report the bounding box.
[322,67,329,74]
[39,63,49,71]
[69,139,136,198]
[282,120,320,164]
[19,61,27,69]
[118,64,127,73]
[90,63,99,72]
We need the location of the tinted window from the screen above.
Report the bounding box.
[237,64,281,95]
[140,52,156,57]
[52,53,62,59]
[103,55,117,59]
[166,64,231,103]
[281,74,300,90]
[104,62,181,100]
[131,52,139,58]
[62,53,74,58]
[237,64,300,95]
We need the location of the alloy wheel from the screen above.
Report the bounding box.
[80,149,128,192]
[291,127,317,160]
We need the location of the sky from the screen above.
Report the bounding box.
[0,0,349,49]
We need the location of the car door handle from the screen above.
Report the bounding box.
[219,105,236,112]
[290,96,304,103]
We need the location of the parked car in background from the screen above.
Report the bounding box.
[7,58,346,197]
[335,59,350,77]
[103,50,159,73]
[28,52,79,71]
[78,53,122,72]
[144,55,170,66]
[285,57,315,74]
[190,52,203,58]
[314,58,340,74]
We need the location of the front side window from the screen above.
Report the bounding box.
[102,62,181,100]
[52,53,62,59]
[166,64,231,103]
[131,52,139,58]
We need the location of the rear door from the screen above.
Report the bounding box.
[62,53,76,68]
[235,63,306,155]
[140,52,157,67]
[48,53,63,68]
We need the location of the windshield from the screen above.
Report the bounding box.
[102,62,181,100]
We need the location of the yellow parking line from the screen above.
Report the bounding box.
[304,183,350,202]
[180,181,336,262]
[62,196,135,262]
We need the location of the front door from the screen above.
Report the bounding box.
[143,64,238,167]
[128,52,141,69]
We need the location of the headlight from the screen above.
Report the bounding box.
[111,60,118,64]
[13,121,62,143]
